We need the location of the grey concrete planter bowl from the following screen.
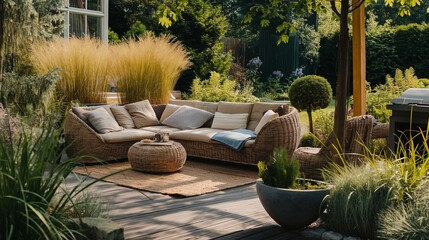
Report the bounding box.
[256,178,330,229]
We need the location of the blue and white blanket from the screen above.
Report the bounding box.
[211,128,256,151]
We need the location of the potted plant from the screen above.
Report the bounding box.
[256,148,330,229]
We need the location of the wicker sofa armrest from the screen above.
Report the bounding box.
[253,107,301,161]
[64,111,106,158]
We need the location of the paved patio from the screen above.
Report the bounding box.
[64,172,316,239]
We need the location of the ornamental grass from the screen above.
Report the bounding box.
[31,37,111,103]
[323,127,429,239]
[112,34,191,104]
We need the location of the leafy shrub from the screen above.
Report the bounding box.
[263,70,287,100]
[185,71,259,103]
[366,67,421,122]
[113,34,191,104]
[257,148,300,189]
[318,23,429,87]
[31,38,112,103]
[419,78,429,87]
[124,20,147,40]
[1,70,59,114]
[299,133,321,148]
[313,109,334,142]
[288,75,332,133]
[244,57,263,96]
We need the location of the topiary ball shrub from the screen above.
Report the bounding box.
[299,133,321,148]
[289,75,332,133]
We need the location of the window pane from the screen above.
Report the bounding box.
[87,0,101,11]
[87,16,101,38]
[69,0,85,8]
[70,13,85,38]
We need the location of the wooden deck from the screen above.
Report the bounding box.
[64,173,316,240]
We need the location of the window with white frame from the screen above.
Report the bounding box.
[60,0,108,42]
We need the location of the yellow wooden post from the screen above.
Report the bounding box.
[352,0,366,116]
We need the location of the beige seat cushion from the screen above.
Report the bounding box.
[83,107,123,134]
[141,125,181,134]
[248,102,289,130]
[211,112,249,130]
[169,99,200,107]
[162,105,214,130]
[254,110,279,134]
[159,104,181,122]
[110,105,135,129]
[99,129,156,143]
[125,100,159,128]
[170,128,225,143]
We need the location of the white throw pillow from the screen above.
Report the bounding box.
[254,110,279,134]
[162,105,214,130]
[83,107,124,134]
[211,112,249,130]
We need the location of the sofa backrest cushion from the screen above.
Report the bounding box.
[162,105,214,130]
[194,102,218,127]
[247,102,289,130]
[72,107,92,127]
[169,99,200,107]
[83,107,124,134]
[217,101,253,115]
[160,104,181,122]
[254,110,279,134]
[111,105,136,129]
[211,112,249,130]
[125,100,159,128]
[152,104,167,120]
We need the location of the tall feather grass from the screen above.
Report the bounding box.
[113,34,191,104]
[31,37,111,103]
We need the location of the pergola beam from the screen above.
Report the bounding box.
[352,0,366,116]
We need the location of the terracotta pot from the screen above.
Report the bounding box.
[256,178,330,229]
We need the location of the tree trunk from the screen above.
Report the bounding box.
[332,0,350,153]
[307,109,313,134]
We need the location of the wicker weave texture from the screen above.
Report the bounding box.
[64,106,301,165]
[294,115,374,180]
[64,111,134,163]
[128,141,186,173]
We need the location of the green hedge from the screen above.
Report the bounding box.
[317,23,429,89]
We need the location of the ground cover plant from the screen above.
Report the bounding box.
[114,34,191,104]
[31,38,111,104]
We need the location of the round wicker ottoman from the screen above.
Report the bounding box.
[128,141,187,173]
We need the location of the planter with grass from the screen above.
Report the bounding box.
[256,148,330,229]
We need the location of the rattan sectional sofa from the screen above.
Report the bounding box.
[64,100,301,165]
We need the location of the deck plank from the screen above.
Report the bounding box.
[65,169,314,239]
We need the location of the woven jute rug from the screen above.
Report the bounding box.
[73,159,258,197]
